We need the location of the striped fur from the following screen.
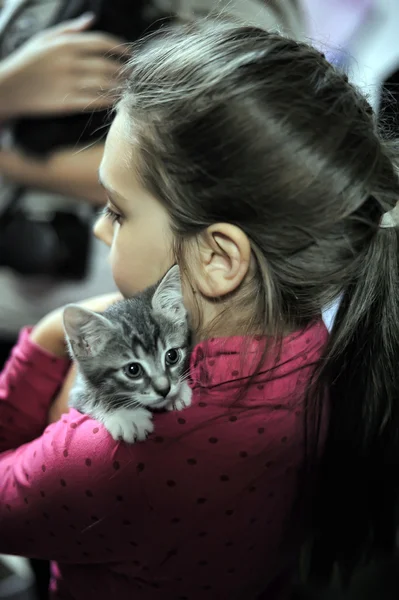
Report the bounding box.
[63,266,192,443]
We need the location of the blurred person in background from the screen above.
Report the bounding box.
[0,4,125,369]
[302,0,399,112]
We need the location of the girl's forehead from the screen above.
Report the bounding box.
[104,112,135,166]
[101,113,138,196]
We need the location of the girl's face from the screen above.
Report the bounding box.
[94,111,175,298]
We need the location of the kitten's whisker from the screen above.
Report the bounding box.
[67,266,192,442]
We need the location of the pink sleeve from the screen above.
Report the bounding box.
[0,408,135,563]
[0,328,70,452]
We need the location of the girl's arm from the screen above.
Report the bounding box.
[0,389,306,565]
[0,295,129,562]
[0,408,135,563]
[0,328,70,452]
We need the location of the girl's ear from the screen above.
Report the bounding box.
[152,265,187,324]
[194,223,251,298]
[63,305,114,359]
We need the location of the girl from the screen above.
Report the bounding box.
[1,19,398,600]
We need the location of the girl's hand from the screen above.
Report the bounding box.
[0,13,127,119]
[48,364,78,424]
[31,292,122,358]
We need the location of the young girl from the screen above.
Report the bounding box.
[1,19,398,600]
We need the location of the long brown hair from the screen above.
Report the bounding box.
[119,19,399,581]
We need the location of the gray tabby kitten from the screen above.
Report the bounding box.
[63,266,192,443]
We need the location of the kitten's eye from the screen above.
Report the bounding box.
[124,363,143,379]
[165,348,181,365]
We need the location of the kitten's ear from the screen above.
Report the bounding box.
[152,265,187,324]
[63,305,114,359]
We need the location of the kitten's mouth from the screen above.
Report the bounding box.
[151,398,170,409]
[151,392,180,410]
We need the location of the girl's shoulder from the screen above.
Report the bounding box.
[37,320,328,485]
[188,320,328,392]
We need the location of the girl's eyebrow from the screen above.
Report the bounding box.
[98,170,126,211]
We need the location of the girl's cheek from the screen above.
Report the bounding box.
[109,244,138,297]
[111,261,131,298]
[109,245,122,286]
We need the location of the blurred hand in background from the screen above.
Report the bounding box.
[0,12,126,118]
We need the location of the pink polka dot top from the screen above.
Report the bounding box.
[0,322,328,600]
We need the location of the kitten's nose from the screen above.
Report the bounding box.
[154,380,171,398]
[159,385,170,398]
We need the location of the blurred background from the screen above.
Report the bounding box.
[0,1,398,599]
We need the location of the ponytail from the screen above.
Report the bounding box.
[310,221,399,582]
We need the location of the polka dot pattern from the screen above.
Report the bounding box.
[0,321,328,600]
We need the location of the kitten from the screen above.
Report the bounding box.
[63,266,192,443]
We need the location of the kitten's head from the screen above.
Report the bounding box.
[63,266,191,410]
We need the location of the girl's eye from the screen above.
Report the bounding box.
[165,348,181,365]
[124,363,143,379]
[103,205,123,225]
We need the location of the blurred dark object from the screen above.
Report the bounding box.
[29,560,49,600]
[292,553,399,600]
[0,338,14,368]
[12,0,172,157]
[0,194,91,279]
[380,66,399,134]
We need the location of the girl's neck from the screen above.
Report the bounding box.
[193,297,294,343]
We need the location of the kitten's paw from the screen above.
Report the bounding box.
[167,383,192,412]
[169,399,185,411]
[132,408,155,442]
[180,382,193,408]
[104,413,137,443]
[102,408,154,444]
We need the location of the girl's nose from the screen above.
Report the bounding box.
[93,213,113,247]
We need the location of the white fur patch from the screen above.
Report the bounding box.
[166,382,192,412]
[100,407,154,443]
